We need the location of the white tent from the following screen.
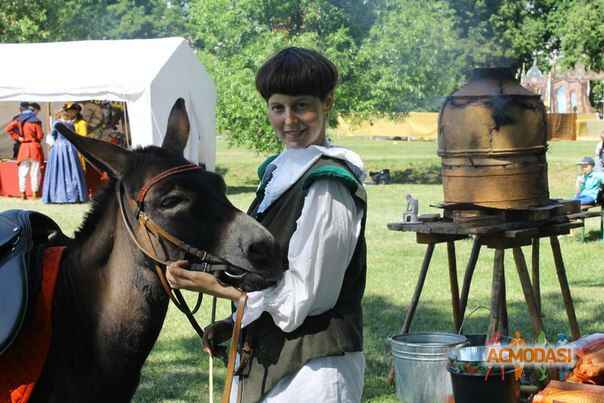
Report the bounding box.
[0,37,216,169]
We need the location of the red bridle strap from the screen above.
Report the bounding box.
[136,164,203,204]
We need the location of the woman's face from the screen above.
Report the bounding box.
[64,109,76,120]
[267,93,333,149]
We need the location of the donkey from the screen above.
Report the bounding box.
[24,99,282,402]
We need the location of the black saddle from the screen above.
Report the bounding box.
[0,210,68,355]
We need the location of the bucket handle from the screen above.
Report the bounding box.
[457,305,490,335]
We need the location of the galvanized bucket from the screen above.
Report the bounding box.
[390,332,468,403]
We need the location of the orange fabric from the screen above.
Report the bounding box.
[3,118,20,142]
[568,349,604,385]
[533,380,604,402]
[3,120,44,163]
[0,247,64,403]
[574,334,604,357]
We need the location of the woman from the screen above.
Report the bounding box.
[42,108,88,203]
[167,47,367,403]
[66,103,88,171]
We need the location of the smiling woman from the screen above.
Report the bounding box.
[190,47,368,403]
[256,48,337,150]
[266,94,333,149]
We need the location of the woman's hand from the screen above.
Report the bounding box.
[166,260,243,301]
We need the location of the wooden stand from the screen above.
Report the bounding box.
[386,204,587,383]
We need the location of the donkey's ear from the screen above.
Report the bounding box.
[55,123,129,179]
[162,98,190,155]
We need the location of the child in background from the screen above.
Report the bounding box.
[575,156,603,205]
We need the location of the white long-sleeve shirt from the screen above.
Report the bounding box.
[231,146,366,403]
[241,179,363,330]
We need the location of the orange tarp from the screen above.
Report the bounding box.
[548,113,577,141]
[533,381,604,402]
[0,247,64,403]
[336,113,438,140]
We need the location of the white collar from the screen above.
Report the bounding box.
[257,143,365,214]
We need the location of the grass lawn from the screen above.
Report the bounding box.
[1,136,603,402]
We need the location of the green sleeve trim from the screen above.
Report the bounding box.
[303,165,367,203]
[257,154,279,181]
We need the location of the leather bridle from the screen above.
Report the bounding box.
[116,162,250,403]
[116,163,244,338]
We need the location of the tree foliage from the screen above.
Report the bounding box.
[354,0,464,113]
[189,0,371,152]
[0,0,51,42]
[1,0,603,152]
[1,0,188,42]
[558,0,604,71]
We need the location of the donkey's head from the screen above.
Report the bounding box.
[56,99,282,292]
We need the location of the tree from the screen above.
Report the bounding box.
[353,0,465,113]
[483,0,604,70]
[189,0,369,152]
[104,0,188,39]
[557,0,604,71]
[1,0,188,43]
[0,0,50,42]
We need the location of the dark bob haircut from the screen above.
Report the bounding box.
[255,47,338,101]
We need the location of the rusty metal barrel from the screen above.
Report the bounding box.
[438,67,550,209]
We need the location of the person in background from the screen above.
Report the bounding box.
[4,102,30,158]
[167,47,367,403]
[594,131,604,172]
[65,103,88,171]
[575,156,603,205]
[70,103,88,137]
[42,108,88,204]
[3,102,45,199]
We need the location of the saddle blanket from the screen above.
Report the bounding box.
[0,246,64,403]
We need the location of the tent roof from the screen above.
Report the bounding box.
[0,37,188,101]
[0,37,216,168]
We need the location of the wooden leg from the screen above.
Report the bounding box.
[500,266,509,337]
[531,237,541,317]
[600,205,604,241]
[447,241,462,331]
[388,243,436,384]
[550,236,581,340]
[458,237,481,331]
[513,247,545,337]
[400,243,435,334]
[488,249,505,340]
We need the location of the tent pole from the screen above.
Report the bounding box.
[123,102,131,148]
[47,102,52,132]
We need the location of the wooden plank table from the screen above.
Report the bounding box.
[386,208,587,383]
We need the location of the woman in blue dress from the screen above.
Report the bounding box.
[42,108,88,203]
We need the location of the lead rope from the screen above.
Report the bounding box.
[209,296,217,403]
[222,293,248,403]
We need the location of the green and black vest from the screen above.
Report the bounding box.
[238,156,367,403]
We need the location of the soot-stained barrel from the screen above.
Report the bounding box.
[438,67,549,209]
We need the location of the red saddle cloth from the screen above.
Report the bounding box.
[0,247,64,403]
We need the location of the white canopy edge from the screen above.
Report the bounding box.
[0,37,215,169]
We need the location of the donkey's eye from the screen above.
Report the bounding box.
[160,196,183,209]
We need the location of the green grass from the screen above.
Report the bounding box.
[1,137,603,402]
